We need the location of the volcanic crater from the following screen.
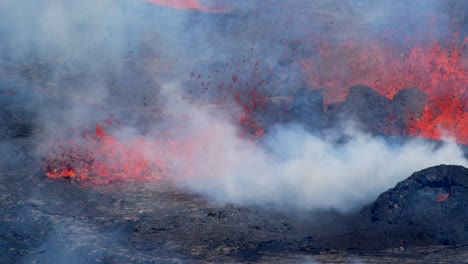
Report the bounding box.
[1,61,468,263]
[2,1,468,263]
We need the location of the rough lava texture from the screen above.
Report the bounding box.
[324,85,430,136]
[359,165,468,248]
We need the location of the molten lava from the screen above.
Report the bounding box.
[45,119,165,184]
[44,7,468,185]
[437,193,450,203]
[146,0,231,13]
[301,34,468,144]
[45,117,218,184]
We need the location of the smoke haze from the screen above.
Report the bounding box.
[1,0,467,212]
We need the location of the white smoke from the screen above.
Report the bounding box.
[154,91,468,212]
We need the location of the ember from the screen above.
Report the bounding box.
[189,60,270,138]
[436,193,450,203]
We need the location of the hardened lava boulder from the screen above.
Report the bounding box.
[327,85,428,135]
[359,165,468,248]
[326,84,391,133]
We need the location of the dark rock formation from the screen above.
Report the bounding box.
[311,85,429,137]
[389,87,428,134]
[329,84,392,133]
[359,165,468,248]
[289,87,324,131]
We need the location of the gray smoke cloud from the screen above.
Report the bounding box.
[1,0,466,212]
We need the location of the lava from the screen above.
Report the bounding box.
[301,34,468,144]
[437,193,450,203]
[61,35,468,186]
[44,116,220,184]
[45,118,165,184]
[44,3,468,185]
[145,0,232,13]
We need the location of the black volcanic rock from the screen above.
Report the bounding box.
[239,84,430,139]
[392,87,428,120]
[320,85,430,137]
[359,165,468,247]
[389,87,428,134]
[289,87,324,130]
[332,84,392,133]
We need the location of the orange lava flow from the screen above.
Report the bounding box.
[145,0,231,13]
[301,34,468,144]
[45,120,165,184]
[44,117,217,184]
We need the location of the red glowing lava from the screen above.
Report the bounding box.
[437,193,450,203]
[301,34,468,144]
[145,0,231,13]
[44,116,219,184]
[45,118,165,184]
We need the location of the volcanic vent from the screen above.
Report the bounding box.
[1,0,468,263]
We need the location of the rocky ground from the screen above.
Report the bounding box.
[1,60,468,263]
[1,128,468,263]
